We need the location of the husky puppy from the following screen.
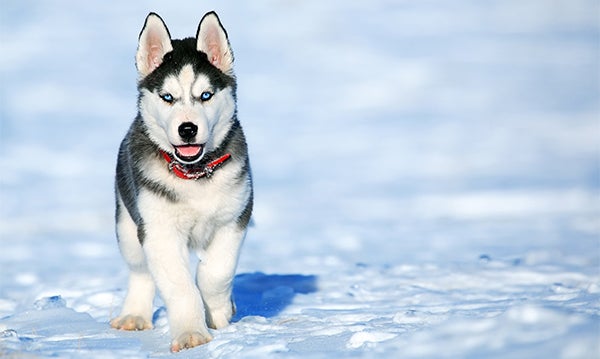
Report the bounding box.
[110,12,253,352]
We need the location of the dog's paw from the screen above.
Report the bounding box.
[207,309,231,329]
[207,300,235,329]
[110,315,152,331]
[170,331,212,352]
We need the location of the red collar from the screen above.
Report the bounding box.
[159,150,231,180]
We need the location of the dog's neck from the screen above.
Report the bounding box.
[159,150,231,180]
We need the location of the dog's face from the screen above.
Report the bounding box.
[135,12,235,164]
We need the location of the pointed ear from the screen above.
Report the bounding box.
[136,13,173,78]
[196,11,234,75]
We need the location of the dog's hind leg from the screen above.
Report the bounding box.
[110,195,155,331]
[196,223,246,329]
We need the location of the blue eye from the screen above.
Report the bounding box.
[200,91,213,101]
[160,93,174,103]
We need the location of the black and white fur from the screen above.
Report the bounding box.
[110,12,253,352]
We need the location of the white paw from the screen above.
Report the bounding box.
[206,300,235,329]
[110,315,152,331]
[170,331,213,352]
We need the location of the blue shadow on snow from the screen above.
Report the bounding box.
[232,272,318,321]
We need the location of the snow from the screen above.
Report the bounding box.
[1,0,599,358]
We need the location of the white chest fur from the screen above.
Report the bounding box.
[137,154,250,249]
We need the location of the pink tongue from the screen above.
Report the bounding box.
[176,145,202,157]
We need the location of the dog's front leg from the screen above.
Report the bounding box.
[196,223,246,329]
[111,195,155,331]
[142,221,212,352]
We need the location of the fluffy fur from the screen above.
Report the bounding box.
[110,12,253,352]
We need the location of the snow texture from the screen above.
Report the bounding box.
[1,0,599,358]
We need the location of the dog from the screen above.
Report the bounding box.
[110,11,253,352]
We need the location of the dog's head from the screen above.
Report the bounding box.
[135,12,236,164]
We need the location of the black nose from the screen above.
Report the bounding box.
[178,122,198,142]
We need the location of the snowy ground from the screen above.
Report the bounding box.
[1,0,599,358]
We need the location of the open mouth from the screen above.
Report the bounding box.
[174,144,204,163]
